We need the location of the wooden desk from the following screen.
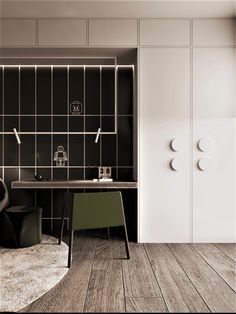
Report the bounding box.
[11,179,138,242]
[11,180,138,189]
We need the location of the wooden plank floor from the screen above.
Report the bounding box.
[21,232,236,313]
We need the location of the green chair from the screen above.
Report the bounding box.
[59,191,130,267]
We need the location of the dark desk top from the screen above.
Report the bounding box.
[11,180,138,189]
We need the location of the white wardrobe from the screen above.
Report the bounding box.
[139,19,235,243]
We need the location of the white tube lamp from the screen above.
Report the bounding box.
[13,128,21,144]
[95,128,101,143]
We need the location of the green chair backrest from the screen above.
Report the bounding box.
[72,191,125,230]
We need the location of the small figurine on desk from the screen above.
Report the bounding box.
[54,145,68,167]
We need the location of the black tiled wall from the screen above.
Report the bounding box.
[0,65,137,239]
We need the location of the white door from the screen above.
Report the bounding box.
[139,48,191,242]
[193,48,235,242]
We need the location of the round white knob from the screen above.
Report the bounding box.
[198,138,214,152]
[170,139,180,152]
[197,158,213,171]
[170,158,180,171]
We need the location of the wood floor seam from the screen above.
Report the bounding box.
[166,243,212,313]
[143,244,170,313]
[211,243,236,263]
[82,237,98,313]
[125,296,166,299]
[168,243,236,313]
[190,244,236,293]
[121,249,128,312]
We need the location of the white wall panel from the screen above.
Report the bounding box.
[139,47,191,242]
[38,19,86,46]
[140,19,190,46]
[89,19,137,46]
[0,19,36,46]
[193,19,236,46]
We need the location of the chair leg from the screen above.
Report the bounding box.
[68,227,74,268]
[107,227,110,239]
[58,202,66,245]
[123,225,130,259]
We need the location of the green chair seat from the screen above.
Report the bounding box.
[59,191,130,267]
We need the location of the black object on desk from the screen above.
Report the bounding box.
[35,174,49,181]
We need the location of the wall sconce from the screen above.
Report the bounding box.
[95,128,101,143]
[13,128,21,144]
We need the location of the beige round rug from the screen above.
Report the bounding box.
[0,234,69,312]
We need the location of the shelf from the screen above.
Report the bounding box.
[11,180,138,189]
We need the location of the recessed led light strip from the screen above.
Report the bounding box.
[0,132,116,134]
[0,65,134,68]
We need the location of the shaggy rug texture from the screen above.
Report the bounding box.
[0,234,69,312]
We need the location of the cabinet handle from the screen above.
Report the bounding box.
[197,158,213,171]
[197,138,214,152]
[170,158,180,171]
[170,139,180,152]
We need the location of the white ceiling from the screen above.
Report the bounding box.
[0,0,235,18]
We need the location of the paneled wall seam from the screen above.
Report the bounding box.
[190,19,193,243]
[18,67,21,180]
[50,66,53,231]
[137,19,140,46]
[34,66,37,174]
[86,18,89,47]
[115,66,118,180]
[67,65,70,180]
[99,66,102,166]
[34,66,37,207]
[35,19,39,46]
[137,47,140,243]
[2,68,4,181]
[83,66,86,180]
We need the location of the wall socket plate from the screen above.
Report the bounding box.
[98,166,112,179]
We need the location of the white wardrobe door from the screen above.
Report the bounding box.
[139,48,190,242]
[193,48,235,242]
